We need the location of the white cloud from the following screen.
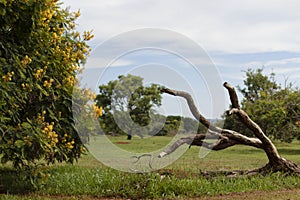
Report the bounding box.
[63,0,300,53]
[56,0,300,119]
[110,59,133,67]
[264,58,300,67]
[86,57,134,68]
[63,0,300,91]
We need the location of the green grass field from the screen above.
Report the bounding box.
[1,135,300,199]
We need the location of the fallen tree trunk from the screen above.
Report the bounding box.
[159,83,300,176]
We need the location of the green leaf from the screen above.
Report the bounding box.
[36,83,49,96]
[21,122,32,129]
[15,140,25,148]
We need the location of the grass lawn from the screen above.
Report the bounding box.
[1,135,300,199]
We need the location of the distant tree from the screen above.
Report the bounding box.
[158,116,184,136]
[182,117,207,134]
[155,116,207,136]
[95,74,162,139]
[182,117,198,133]
[239,68,279,103]
[223,68,300,142]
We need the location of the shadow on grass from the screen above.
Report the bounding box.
[0,167,35,194]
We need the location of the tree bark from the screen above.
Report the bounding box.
[159,83,300,176]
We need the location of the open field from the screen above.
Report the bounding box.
[1,135,300,199]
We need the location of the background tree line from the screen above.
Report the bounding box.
[95,74,208,139]
[96,70,299,142]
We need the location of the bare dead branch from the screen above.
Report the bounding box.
[228,108,267,140]
[223,82,240,109]
[159,87,264,158]
[223,83,274,146]
[158,136,194,158]
[159,84,300,175]
[158,130,264,158]
[161,88,221,133]
[224,85,281,161]
[221,129,263,148]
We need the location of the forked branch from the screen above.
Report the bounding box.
[158,82,300,176]
[159,86,264,158]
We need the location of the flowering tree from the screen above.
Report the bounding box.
[0,0,93,169]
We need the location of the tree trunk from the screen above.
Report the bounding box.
[159,83,300,176]
[127,134,132,140]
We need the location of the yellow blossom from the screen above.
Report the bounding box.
[92,104,103,117]
[74,10,81,18]
[66,142,74,149]
[34,68,44,79]
[64,76,76,86]
[42,122,59,147]
[83,31,94,41]
[2,71,14,82]
[43,79,53,88]
[74,32,80,38]
[21,55,32,66]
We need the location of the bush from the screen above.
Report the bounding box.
[0,0,93,169]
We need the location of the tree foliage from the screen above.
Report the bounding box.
[95,74,162,137]
[224,68,300,142]
[0,0,93,168]
[157,116,207,136]
[239,68,279,102]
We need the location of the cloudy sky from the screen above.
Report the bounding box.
[63,0,300,118]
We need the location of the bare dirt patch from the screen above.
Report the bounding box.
[7,189,299,200]
[115,142,129,144]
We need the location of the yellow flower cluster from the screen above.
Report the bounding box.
[66,140,75,149]
[64,76,76,86]
[68,65,80,73]
[92,104,103,117]
[53,32,57,40]
[61,133,75,149]
[21,82,32,92]
[2,71,14,82]
[34,66,46,79]
[74,32,80,38]
[21,83,28,89]
[21,55,32,66]
[61,133,68,143]
[82,47,89,54]
[69,22,75,29]
[74,10,81,18]
[43,79,54,88]
[41,9,55,21]
[42,122,58,147]
[37,110,46,122]
[83,31,94,41]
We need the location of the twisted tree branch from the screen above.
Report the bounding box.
[158,83,300,176]
[159,86,264,157]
